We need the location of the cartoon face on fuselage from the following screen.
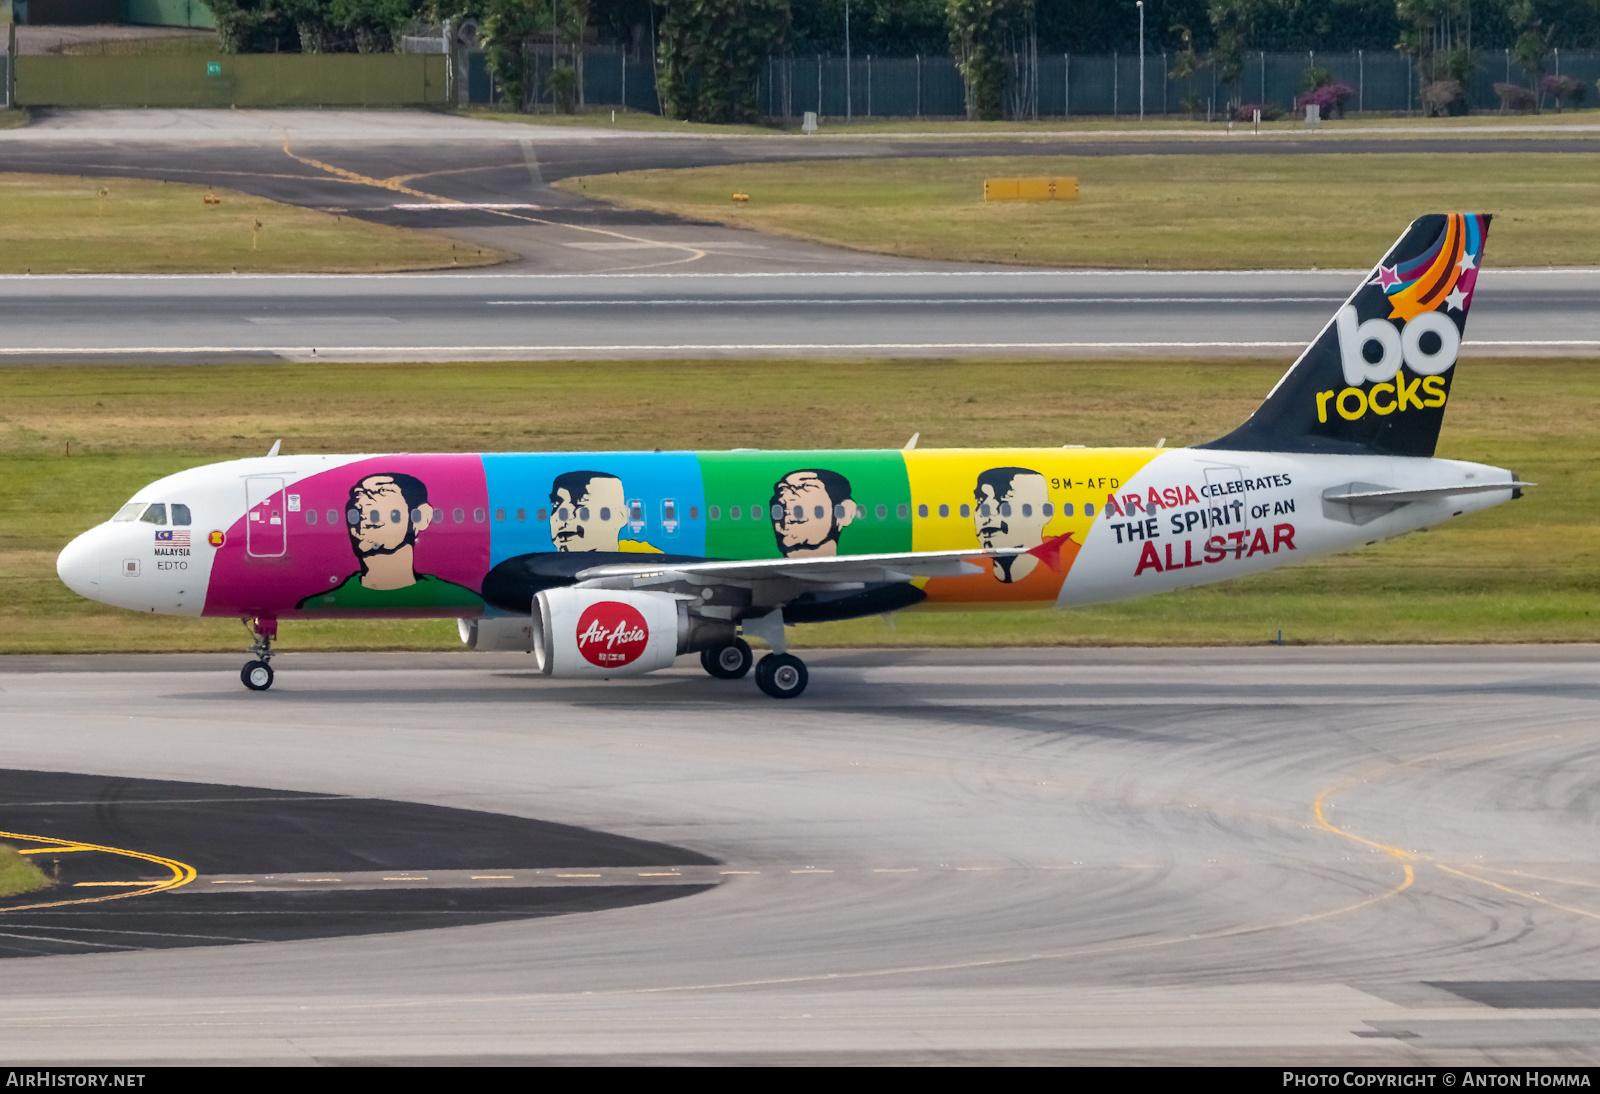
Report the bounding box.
[770,469,855,558]
[549,471,629,552]
[974,468,1050,582]
[347,474,434,566]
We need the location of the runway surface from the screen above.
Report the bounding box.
[3,646,1600,1064]
[3,268,1594,361]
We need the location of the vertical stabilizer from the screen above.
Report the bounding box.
[1201,213,1490,457]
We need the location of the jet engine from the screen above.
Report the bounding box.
[531,588,733,678]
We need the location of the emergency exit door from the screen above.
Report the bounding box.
[246,477,287,557]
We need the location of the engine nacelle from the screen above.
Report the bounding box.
[457,617,535,652]
[533,588,706,678]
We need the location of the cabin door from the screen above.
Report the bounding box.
[245,477,287,558]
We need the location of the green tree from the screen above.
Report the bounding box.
[482,0,550,109]
[1506,0,1551,112]
[1397,0,1474,115]
[1208,0,1258,98]
[201,0,299,52]
[329,0,421,51]
[1169,21,1204,117]
[656,0,790,123]
[944,0,1032,121]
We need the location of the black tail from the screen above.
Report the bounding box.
[1202,213,1490,458]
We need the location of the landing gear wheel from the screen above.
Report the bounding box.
[755,653,808,699]
[241,660,274,691]
[701,638,753,680]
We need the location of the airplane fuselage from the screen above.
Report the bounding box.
[58,444,1516,623]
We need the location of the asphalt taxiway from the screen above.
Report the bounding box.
[2,268,1596,361]
[3,646,1600,1064]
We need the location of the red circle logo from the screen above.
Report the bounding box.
[576,601,650,668]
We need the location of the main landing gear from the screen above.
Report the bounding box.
[241,617,276,691]
[699,637,808,698]
[754,653,808,700]
[700,638,753,679]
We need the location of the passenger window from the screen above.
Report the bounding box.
[347,508,360,525]
[578,507,590,521]
[664,501,677,522]
[600,507,611,521]
[326,509,338,525]
[834,504,846,519]
[112,503,144,522]
[453,508,465,523]
[710,506,721,521]
[1021,504,1032,517]
[938,504,949,518]
[1061,503,1073,517]
[494,508,505,522]
[897,504,909,519]
[960,504,971,518]
[1043,503,1054,517]
[630,503,643,522]
[536,508,548,522]
[1000,503,1012,517]
[390,510,401,524]
[170,503,191,525]
[730,506,741,520]
[474,508,487,523]
[516,509,526,522]
[812,505,823,519]
[979,504,991,518]
[140,504,167,525]
[689,506,699,521]
[876,504,887,520]
[1085,502,1096,516]
[774,505,785,520]
[917,504,928,518]
[305,509,318,525]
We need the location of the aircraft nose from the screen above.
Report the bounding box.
[57,528,104,600]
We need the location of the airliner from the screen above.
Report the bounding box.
[57,213,1524,698]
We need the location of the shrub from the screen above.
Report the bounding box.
[1296,81,1353,119]
[1423,78,1466,117]
[1232,101,1282,123]
[1494,81,1536,112]
[1540,74,1584,112]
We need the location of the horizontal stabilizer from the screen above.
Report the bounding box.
[1322,480,1530,505]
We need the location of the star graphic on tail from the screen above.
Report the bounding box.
[1370,265,1401,290]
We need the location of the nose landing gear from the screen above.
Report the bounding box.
[240,617,276,691]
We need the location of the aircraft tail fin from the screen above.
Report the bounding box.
[1200,212,1490,458]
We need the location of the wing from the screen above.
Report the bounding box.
[572,546,1030,589]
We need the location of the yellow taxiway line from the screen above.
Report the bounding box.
[0,829,197,912]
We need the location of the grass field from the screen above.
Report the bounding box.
[0,845,52,899]
[558,152,1600,269]
[0,173,507,274]
[3,357,1592,655]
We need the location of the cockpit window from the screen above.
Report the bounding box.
[170,503,191,526]
[139,504,167,526]
[112,503,144,522]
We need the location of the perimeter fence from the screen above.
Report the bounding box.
[8,44,1598,115]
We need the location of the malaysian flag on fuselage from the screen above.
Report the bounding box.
[155,529,191,546]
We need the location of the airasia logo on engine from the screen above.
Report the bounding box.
[575,601,650,667]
